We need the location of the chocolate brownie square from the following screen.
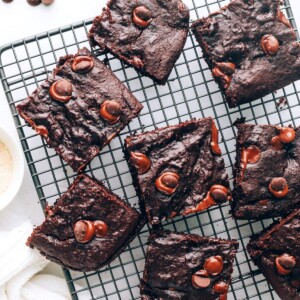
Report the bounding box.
[124,118,231,225]
[89,0,190,84]
[26,174,145,272]
[191,0,300,107]
[141,230,238,299]
[248,209,300,300]
[232,123,300,219]
[17,48,143,172]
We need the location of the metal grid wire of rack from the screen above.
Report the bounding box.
[0,0,299,299]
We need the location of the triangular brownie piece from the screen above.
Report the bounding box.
[192,0,300,107]
[248,209,300,299]
[26,174,145,271]
[124,118,230,224]
[89,0,190,84]
[141,230,238,299]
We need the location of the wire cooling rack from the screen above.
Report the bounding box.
[1,0,299,299]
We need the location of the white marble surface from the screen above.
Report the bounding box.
[0,0,299,296]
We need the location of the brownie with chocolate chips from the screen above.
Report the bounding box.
[17,48,143,172]
[26,174,145,272]
[89,0,190,84]
[124,118,230,225]
[248,208,300,300]
[191,0,300,107]
[141,230,238,299]
[232,123,300,219]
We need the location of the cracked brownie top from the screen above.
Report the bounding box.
[89,0,190,84]
[232,123,300,219]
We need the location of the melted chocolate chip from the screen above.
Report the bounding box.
[130,152,151,174]
[212,67,232,89]
[155,172,180,195]
[261,35,279,56]
[211,121,222,155]
[132,6,152,28]
[35,125,49,138]
[213,281,229,294]
[94,220,108,238]
[275,254,296,275]
[49,79,73,103]
[73,220,95,243]
[192,270,211,289]
[277,10,292,28]
[99,100,122,124]
[72,56,94,74]
[269,177,289,198]
[204,256,223,276]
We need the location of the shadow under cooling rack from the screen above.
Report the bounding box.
[0,0,300,299]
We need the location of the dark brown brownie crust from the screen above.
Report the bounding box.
[248,209,300,300]
[232,123,300,220]
[89,0,190,84]
[191,0,300,107]
[26,174,145,272]
[17,48,142,172]
[141,230,238,299]
[124,118,230,225]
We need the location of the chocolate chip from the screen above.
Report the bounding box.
[275,254,296,275]
[270,177,287,192]
[204,256,223,276]
[73,220,95,243]
[261,35,279,56]
[132,6,152,28]
[269,178,289,198]
[99,100,122,124]
[72,56,94,74]
[213,281,229,294]
[27,0,41,6]
[130,152,151,174]
[94,220,108,238]
[216,62,236,75]
[49,79,73,103]
[192,270,211,289]
[42,0,54,4]
[2,0,13,3]
[155,172,180,195]
[210,185,229,203]
[279,127,296,144]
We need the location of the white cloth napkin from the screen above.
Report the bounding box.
[0,220,90,300]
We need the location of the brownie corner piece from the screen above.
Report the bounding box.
[17,47,142,172]
[247,209,300,300]
[232,123,300,220]
[89,0,190,84]
[26,174,145,272]
[191,0,300,107]
[124,118,230,225]
[141,230,239,299]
